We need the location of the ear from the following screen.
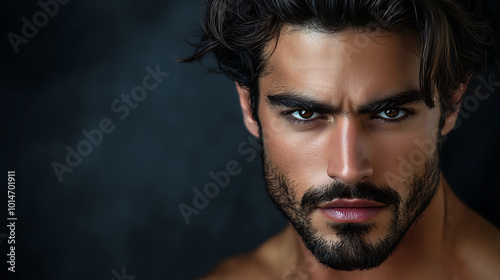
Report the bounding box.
[441,83,468,136]
[236,82,260,138]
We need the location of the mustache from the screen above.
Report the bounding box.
[300,181,401,213]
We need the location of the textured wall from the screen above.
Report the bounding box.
[1,0,499,279]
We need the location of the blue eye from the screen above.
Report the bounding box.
[290,110,321,121]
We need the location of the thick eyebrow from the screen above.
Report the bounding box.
[356,89,424,115]
[266,93,341,115]
[266,88,424,115]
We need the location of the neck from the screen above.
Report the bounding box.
[284,172,455,280]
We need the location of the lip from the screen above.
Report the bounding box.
[318,199,387,223]
[318,199,386,209]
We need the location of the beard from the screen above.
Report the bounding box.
[262,145,441,271]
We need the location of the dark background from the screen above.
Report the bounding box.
[1,1,499,279]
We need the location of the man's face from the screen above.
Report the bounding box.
[246,27,447,271]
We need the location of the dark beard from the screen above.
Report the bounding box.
[262,149,440,271]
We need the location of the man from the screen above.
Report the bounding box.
[183,0,500,279]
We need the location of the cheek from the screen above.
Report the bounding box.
[260,111,327,192]
[372,120,439,197]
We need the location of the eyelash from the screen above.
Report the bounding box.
[373,109,416,124]
[282,108,416,125]
[281,110,325,125]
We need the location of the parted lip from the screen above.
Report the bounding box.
[317,199,387,208]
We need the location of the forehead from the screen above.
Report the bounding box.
[261,26,422,102]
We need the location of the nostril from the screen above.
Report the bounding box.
[328,156,374,185]
[326,117,373,184]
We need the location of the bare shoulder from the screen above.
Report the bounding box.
[453,204,500,278]
[198,228,292,280]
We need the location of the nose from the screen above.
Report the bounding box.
[326,117,374,184]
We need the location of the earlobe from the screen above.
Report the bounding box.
[441,110,459,136]
[236,82,260,138]
[441,83,467,136]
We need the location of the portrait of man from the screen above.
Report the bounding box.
[182,0,500,278]
[3,0,500,279]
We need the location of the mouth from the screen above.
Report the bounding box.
[318,199,387,223]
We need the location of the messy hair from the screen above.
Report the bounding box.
[182,0,491,126]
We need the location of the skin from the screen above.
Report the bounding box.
[201,27,500,280]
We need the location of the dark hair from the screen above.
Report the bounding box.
[182,0,491,126]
